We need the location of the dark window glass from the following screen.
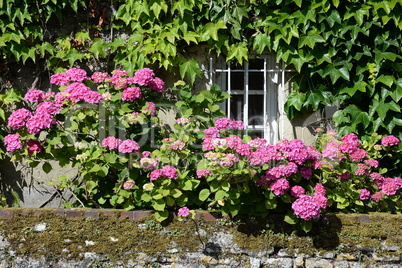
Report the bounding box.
[248,95,264,125]
[229,95,243,120]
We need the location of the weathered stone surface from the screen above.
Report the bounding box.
[263,257,293,268]
[305,258,333,268]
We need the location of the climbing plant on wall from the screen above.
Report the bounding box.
[1,0,402,155]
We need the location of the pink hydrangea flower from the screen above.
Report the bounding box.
[118,139,140,153]
[169,140,186,151]
[214,118,232,130]
[219,153,239,167]
[349,149,368,161]
[196,169,213,178]
[112,69,128,78]
[123,180,136,190]
[314,183,326,195]
[269,178,290,195]
[359,189,371,200]
[355,163,369,176]
[248,137,268,148]
[381,135,400,147]
[141,151,151,158]
[235,143,251,156]
[8,108,32,129]
[203,127,220,139]
[371,191,385,202]
[65,68,88,82]
[111,77,128,89]
[322,142,341,159]
[290,186,305,197]
[84,91,102,103]
[26,113,54,134]
[202,138,214,151]
[313,194,328,209]
[225,136,242,149]
[176,118,190,125]
[50,72,70,86]
[364,159,379,168]
[26,140,43,154]
[101,136,122,150]
[178,207,190,217]
[370,172,385,187]
[149,77,165,92]
[143,102,156,116]
[91,72,110,83]
[25,88,45,102]
[380,177,402,195]
[122,87,142,101]
[280,139,318,165]
[340,133,360,154]
[36,101,61,115]
[249,144,282,165]
[4,134,23,151]
[150,166,178,180]
[300,166,313,179]
[230,120,244,130]
[133,68,155,86]
[292,195,321,220]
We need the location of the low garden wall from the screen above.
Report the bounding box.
[0,208,400,268]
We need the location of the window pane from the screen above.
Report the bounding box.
[248,95,264,125]
[249,72,264,91]
[249,59,264,91]
[249,58,264,69]
[229,95,243,120]
[230,72,244,90]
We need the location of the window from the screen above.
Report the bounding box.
[205,55,293,144]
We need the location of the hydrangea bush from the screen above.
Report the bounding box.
[3,68,402,232]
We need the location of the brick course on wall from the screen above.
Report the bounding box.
[0,209,400,268]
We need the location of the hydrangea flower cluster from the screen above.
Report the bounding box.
[3,134,23,152]
[381,135,400,147]
[4,67,166,157]
[291,195,321,220]
[150,166,179,181]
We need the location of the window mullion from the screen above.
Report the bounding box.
[244,62,249,130]
[227,61,231,119]
[263,58,268,141]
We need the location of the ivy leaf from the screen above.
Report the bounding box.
[182,31,199,45]
[285,92,306,111]
[377,75,394,88]
[305,91,325,110]
[89,38,107,59]
[293,0,302,7]
[253,33,271,54]
[332,0,340,7]
[201,20,226,41]
[179,59,201,84]
[21,46,36,64]
[226,43,248,64]
[298,31,325,49]
[332,110,350,125]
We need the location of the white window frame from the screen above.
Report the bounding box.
[205,55,294,144]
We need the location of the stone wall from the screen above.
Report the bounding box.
[0,209,400,267]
